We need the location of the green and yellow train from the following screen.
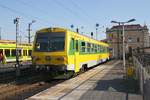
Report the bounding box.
[0,40,32,63]
[32,27,109,73]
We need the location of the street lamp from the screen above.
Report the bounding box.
[28,20,36,43]
[111,18,136,72]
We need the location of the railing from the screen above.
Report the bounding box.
[133,56,150,100]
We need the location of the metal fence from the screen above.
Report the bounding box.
[133,56,150,100]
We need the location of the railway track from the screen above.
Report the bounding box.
[0,62,31,73]
[0,60,114,100]
[0,69,61,100]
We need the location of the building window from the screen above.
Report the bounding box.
[137,37,140,42]
[137,47,140,53]
[128,37,132,43]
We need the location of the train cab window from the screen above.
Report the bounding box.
[75,40,79,52]
[28,50,32,56]
[12,49,16,56]
[35,32,65,52]
[4,49,10,57]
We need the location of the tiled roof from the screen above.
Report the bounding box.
[111,24,147,30]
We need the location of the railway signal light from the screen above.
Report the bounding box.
[70,24,74,29]
[91,32,93,38]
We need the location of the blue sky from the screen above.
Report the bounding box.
[0,0,150,41]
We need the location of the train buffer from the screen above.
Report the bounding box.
[28,60,143,100]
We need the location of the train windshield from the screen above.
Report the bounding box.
[34,32,65,52]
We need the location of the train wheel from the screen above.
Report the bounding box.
[80,67,85,73]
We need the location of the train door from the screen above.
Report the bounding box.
[74,40,79,73]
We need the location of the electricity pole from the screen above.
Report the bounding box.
[28,20,36,43]
[14,17,20,76]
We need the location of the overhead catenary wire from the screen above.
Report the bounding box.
[51,0,92,25]
[69,0,98,22]
[16,0,64,23]
[17,0,92,29]
[0,3,52,26]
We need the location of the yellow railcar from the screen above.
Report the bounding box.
[32,27,109,73]
[0,40,32,63]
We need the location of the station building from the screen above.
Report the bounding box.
[106,24,150,59]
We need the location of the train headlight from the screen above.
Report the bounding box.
[56,57,64,61]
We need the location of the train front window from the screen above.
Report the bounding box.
[35,32,65,52]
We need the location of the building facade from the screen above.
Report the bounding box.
[106,24,149,59]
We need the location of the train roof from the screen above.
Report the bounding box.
[36,27,109,47]
[0,40,32,46]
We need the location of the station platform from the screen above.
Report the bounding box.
[28,61,143,100]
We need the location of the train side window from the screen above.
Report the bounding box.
[19,49,22,56]
[23,50,27,56]
[28,50,32,56]
[102,47,104,53]
[0,49,3,54]
[12,49,16,56]
[70,38,75,50]
[5,49,10,57]
[105,47,107,52]
[76,40,78,52]
[100,46,103,53]
[87,43,90,53]
[103,47,105,52]
[106,47,108,52]
[91,44,94,53]
[98,45,100,53]
[81,41,85,52]
[95,44,97,53]
[72,39,75,50]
